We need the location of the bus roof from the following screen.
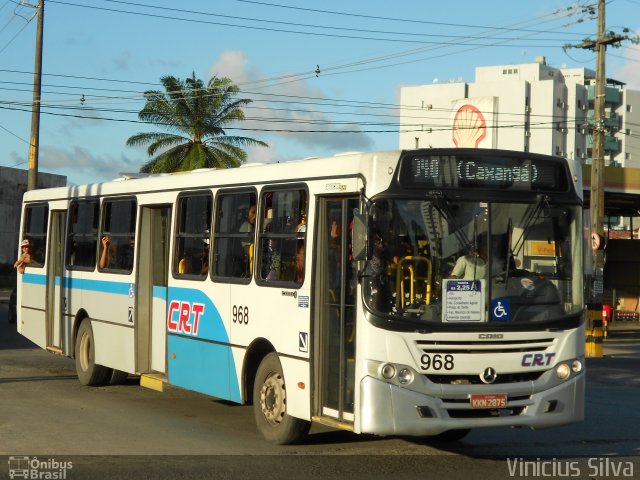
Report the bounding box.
[23,150,402,202]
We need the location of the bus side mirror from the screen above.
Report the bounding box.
[352,214,367,261]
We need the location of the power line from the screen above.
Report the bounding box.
[46,0,584,47]
[0,102,611,134]
[0,7,35,56]
[0,121,30,144]
[231,0,593,35]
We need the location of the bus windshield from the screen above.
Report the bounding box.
[364,197,582,326]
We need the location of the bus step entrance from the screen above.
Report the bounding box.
[140,373,166,392]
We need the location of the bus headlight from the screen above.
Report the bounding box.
[380,363,396,379]
[571,359,583,373]
[398,368,414,385]
[555,363,571,380]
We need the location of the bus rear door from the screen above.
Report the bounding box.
[45,210,66,353]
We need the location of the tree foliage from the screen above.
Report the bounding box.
[127,73,267,173]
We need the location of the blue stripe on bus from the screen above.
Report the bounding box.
[62,277,132,295]
[22,273,132,296]
[152,285,166,300]
[166,286,241,402]
[22,273,47,285]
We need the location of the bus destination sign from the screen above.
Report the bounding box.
[400,153,570,192]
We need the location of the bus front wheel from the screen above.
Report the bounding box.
[253,352,310,445]
[75,320,112,386]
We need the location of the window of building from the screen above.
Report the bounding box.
[212,190,257,282]
[66,200,99,270]
[627,105,632,113]
[173,193,212,279]
[98,198,136,273]
[22,204,48,268]
[257,187,307,286]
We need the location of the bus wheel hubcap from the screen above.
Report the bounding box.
[260,372,286,425]
[79,332,90,371]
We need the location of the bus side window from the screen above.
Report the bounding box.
[66,200,99,270]
[173,193,212,279]
[258,188,307,285]
[21,204,49,268]
[98,199,136,273]
[213,190,256,281]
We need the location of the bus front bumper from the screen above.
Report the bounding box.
[358,373,585,437]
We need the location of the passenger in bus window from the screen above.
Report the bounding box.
[99,236,116,269]
[239,203,256,235]
[365,232,392,312]
[14,239,33,274]
[450,237,487,280]
[178,256,193,275]
[297,212,306,233]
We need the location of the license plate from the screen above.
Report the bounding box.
[470,394,507,409]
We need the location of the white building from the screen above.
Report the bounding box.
[399,57,640,168]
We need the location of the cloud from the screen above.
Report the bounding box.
[112,50,133,72]
[613,30,640,90]
[38,146,142,184]
[207,50,375,154]
[55,108,107,137]
[245,142,277,164]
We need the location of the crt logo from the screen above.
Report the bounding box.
[167,301,205,335]
[521,352,556,367]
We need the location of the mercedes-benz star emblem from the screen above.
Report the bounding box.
[480,367,498,384]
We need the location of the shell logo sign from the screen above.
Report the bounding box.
[452,104,487,148]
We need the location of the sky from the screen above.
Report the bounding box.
[0,0,639,185]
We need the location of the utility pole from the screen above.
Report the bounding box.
[27,0,44,191]
[564,0,638,303]
[591,0,607,304]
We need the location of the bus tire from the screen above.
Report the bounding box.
[253,352,311,445]
[110,369,129,385]
[75,320,112,386]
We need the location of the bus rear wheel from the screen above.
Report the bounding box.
[253,352,310,445]
[75,320,112,386]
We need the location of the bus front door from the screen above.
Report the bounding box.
[314,197,358,426]
[136,206,171,375]
[45,210,66,353]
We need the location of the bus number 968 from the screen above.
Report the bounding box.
[232,305,249,324]
[420,354,455,371]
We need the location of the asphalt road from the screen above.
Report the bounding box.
[1,296,639,479]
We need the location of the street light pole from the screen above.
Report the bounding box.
[27,0,44,192]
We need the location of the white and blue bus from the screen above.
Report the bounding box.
[16,149,585,444]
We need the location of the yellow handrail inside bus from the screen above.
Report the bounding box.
[396,256,432,307]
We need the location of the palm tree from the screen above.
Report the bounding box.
[127,73,267,173]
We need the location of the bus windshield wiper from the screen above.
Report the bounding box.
[504,217,513,284]
[512,194,549,257]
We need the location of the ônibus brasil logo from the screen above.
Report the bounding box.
[8,456,73,479]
